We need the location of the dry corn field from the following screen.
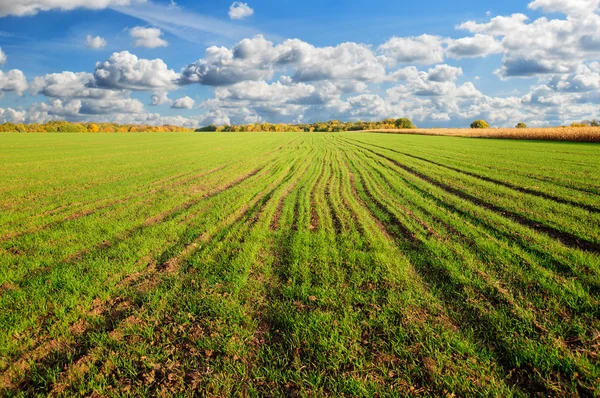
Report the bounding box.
[0,132,599,397]
[367,126,600,142]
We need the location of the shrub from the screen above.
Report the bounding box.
[470,120,490,129]
[571,122,588,128]
[394,118,414,129]
[516,122,527,129]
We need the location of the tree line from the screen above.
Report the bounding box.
[196,118,416,132]
[0,121,194,133]
[0,119,416,133]
[2,117,598,133]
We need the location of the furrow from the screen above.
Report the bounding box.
[356,140,600,215]
[345,139,600,254]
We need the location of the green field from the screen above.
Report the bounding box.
[0,132,599,397]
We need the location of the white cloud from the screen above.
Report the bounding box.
[80,97,145,114]
[548,63,600,92]
[150,91,170,105]
[457,14,530,36]
[0,0,146,17]
[458,5,600,78]
[528,0,600,17]
[228,2,253,20]
[171,95,195,109]
[446,34,503,59]
[130,27,168,48]
[20,96,148,123]
[30,71,121,99]
[180,35,277,85]
[494,57,572,79]
[180,35,387,86]
[215,80,318,103]
[0,69,28,96]
[427,64,463,82]
[378,35,445,65]
[0,107,26,123]
[279,39,387,83]
[0,48,6,66]
[86,35,107,49]
[94,51,179,90]
[387,66,480,99]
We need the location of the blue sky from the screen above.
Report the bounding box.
[0,0,599,127]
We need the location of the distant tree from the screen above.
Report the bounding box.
[394,118,414,129]
[470,120,490,129]
[590,119,599,127]
[52,122,87,133]
[89,123,100,133]
[516,122,527,129]
[196,125,218,132]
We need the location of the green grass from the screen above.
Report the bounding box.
[0,132,598,397]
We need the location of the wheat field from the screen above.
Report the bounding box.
[366,127,600,142]
[0,132,599,396]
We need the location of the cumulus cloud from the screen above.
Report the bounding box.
[0,0,146,17]
[180,35,387,86]
[494,57,571,79]
[345,94,390,119]
[215,80,317,104]
[280,40,387,83]
[150,91,170,105]
[198,79,353,125]
[86,35,107,49]
[548,63,600,92]
[130,27,168,48]
[528,0,600,17]
[0,107,26,123]
[0,69,28,96]
[0,48,6,66]
[378,35,445,65]
[80,97,145,114]
[456,14,530,36]
[29,71,122,99]
[94,51,179,90]
[180,35,277,86]
[0,94,152,124]
[387,65,480,99]
[171,95,195,109]
[22,95,151,123]
[458,2,600,78]
[427,64,463,82]
[446,34,503,59]
[228,2,253,20]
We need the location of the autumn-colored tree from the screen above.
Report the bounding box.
[470,120,490,129]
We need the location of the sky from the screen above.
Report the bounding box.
[0,0,599,128]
